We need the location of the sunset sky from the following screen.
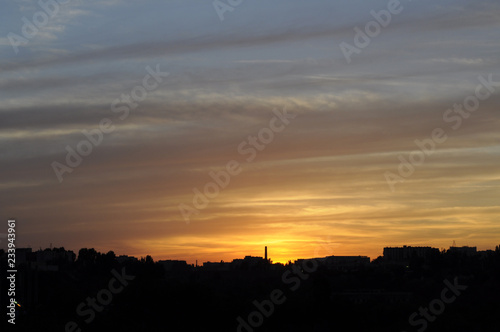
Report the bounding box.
[1,0,499,264]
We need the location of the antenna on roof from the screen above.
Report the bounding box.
[452,240,456,247]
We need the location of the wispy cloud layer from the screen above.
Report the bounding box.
[1,0,499,263]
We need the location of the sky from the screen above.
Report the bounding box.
[1,0,499,264]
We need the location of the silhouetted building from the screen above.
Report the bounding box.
[297,255,370,271]
[448,246,477,257]
[243,256,265,267]
[14,248,35,266]
[158,260,188,272]
[231,259,244,269]
[383,246,439,264]
[229,256,267,270]
[14,248,75,271]
[35,248,75,271]
[203,261,231,271]
[478,249,494,258]
[335,289,413,304]
[116,255,139,264]
[323,255,370,270]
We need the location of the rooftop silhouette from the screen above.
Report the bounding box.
[2,243,499,331]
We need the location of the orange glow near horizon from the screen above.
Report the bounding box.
[2,0,500,284]
[92,236,499,266]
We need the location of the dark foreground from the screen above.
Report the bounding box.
[1,248,500,332]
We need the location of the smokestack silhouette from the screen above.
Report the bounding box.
[265,246,267,261]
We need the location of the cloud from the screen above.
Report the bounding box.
[1,0,500,262]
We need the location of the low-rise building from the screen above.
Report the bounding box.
[448,246,477,257]
[383,246,439,264]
